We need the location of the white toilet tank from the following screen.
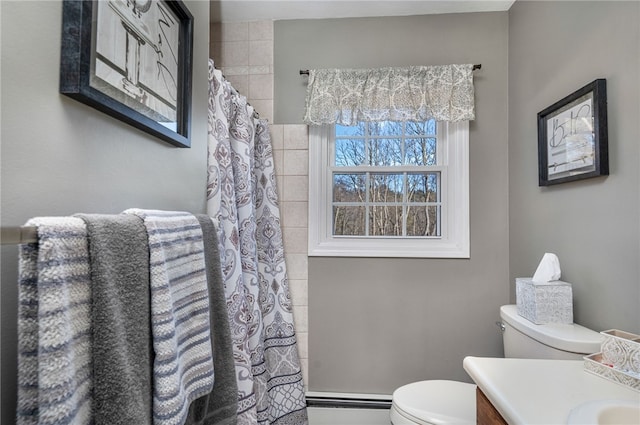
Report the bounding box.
[500,304,603,360]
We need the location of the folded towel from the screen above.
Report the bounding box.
[124,209,215,425]
[17,217,93,425]
[185,215,238,425]
[76,214,153,425]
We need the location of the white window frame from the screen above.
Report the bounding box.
[308,121,469,258]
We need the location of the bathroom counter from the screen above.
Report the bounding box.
[463,356,640,424]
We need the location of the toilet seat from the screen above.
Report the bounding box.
[390,380,476,425]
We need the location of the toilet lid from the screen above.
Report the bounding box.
[392,380,476,425]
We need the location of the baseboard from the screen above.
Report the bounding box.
[306,391,392,410]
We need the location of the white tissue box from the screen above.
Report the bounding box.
[516,277,573,324]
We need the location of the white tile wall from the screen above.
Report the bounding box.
[218,22,249,41]
[284,125,310,150]
[249,74,273,100]
[249,40,273,67]
[281,202,309,228]
[285,253,308,280]
[249,20,274,41]
[283,227,308,254]
[218,41,249,66]
[284,150,309,175]
[210,20,310,389]
[289,279,309,306]
[269,124,284,149]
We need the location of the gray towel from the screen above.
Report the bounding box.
[76,214,153,425]
[185,215,238,425]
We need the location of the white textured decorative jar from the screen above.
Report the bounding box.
[515,277,573,324]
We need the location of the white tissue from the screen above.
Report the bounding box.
[532,253,562,283]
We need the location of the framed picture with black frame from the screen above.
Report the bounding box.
[537,79,608,186]
[60,0,193,148]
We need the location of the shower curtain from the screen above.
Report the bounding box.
[205,59,308,425]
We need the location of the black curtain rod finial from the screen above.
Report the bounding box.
[300,64,481,75]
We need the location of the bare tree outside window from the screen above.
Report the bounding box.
[332,120,441,237]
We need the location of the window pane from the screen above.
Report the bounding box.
[336,122,366,137]
[369,205,403,236]
[369,173,403,203]
[369,139,402,165]
[368,121,403,136]
[405,138,436,165]
[405,120,436,136]
[333,206,366,236]
[333,174,366,202]
[406,206,440,236]
[426,119,436,135]
[335,139,366,166]
[407,173,439,203]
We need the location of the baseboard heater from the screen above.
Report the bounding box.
[305,392,392,409]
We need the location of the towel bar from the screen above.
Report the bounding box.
[1,226,38,245]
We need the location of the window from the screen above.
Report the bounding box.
[309,119,469,258]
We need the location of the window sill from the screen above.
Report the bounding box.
[308,237,470,258]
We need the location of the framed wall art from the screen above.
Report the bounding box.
[60,0,193,148]
[537,79,608,186]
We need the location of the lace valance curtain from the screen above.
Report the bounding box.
[303,64,475,125]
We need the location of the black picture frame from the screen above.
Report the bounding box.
[60,0,193,148]
[537,79,608,186]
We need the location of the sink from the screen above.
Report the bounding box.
[567,399,640,424]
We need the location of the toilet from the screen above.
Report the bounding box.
[389,304,604,425]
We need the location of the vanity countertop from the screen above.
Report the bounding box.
[463,356,640,425]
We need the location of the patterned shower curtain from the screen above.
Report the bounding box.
[205,59,308,425]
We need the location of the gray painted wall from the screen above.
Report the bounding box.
[0,1,210,422]
[508,1,640,334]
[275,12,510,394]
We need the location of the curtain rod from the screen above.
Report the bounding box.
[1,226,38,245]
[1,217,221,245]
[299,64,482,75]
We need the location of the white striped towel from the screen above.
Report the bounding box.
[123,209,215,425]
[17,217,93,425]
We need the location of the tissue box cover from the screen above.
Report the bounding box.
[516,277,573,324]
